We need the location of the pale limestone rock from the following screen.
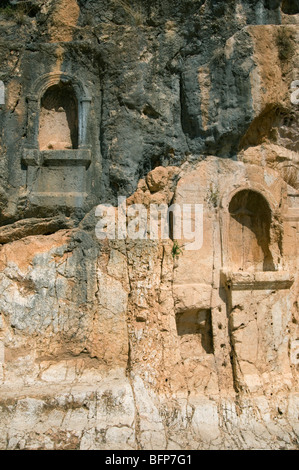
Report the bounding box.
[146,166,169,193]
[0,151,298,448]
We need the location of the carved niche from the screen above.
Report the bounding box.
[22,73,92,208]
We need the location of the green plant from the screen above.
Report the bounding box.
[15,4,26,25]
[113,0,143,26]
[0,5,14,19]
[172,240,183,258]
[206,183,219,209]
[0,1,37,24]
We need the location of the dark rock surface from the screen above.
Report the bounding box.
[0,0,295,225]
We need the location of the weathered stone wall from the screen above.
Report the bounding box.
[0,0,298,450]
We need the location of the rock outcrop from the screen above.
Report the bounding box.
[0,0,298,450]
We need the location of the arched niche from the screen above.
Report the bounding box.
[39,81,78,150]
[24,73,91,152]
[227,189,275,272]
[22,73,92,208]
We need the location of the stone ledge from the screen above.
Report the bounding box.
[29,192,88,208]
[0,217,73,244]
[221,270,294,291]
[284,208,299,222]
[22,148,91,168]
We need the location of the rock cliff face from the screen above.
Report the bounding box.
[0,0,298,450]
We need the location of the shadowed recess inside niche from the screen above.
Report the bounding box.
[176,308,214,355]
[39,81,78,151]
[228,189,275,272]
[281,0,299,15]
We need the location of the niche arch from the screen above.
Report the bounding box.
[221,184,282,272]
[39,82,78,150]
[22,73,92,208]
[25,72,91,151]
[228,189,275,272]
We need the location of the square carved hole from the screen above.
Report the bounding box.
[176,309,214,355]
